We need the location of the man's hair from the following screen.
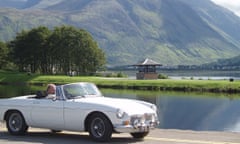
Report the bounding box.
[47,84,56,91]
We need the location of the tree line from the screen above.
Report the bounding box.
[0,25,106,75]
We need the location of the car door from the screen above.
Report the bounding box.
[63,100,86,131]
[30,98,65,130]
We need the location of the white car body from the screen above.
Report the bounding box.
[0,82,159,142]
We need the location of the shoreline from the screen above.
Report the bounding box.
[1,78,240,94]
[1,71,240,93]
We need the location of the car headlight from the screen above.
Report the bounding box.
[151,104,157,112]
[116,109,125,119]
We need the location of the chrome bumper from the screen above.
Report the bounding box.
[114,120,159,133]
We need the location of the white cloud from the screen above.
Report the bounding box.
[211,0,240,16]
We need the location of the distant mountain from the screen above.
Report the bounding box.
[0,0,27,9]
[181,0,240,44]
[0,0,240,66]
[202,55,240,69]
[0,0,41,9]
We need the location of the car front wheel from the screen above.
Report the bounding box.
[88,113,113,142]
[131,132,149,139]
[6,111,28,135]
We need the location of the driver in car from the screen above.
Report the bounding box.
[46,84,56,99]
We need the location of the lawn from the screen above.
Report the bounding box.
[1,70,240,93]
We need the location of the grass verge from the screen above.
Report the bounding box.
[0,70,240,93]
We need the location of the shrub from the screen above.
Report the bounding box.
[158,73,168,79]
[117,72,128,78]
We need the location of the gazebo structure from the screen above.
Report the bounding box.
[133,58,162,80]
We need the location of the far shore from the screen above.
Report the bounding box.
[1,71,240,93]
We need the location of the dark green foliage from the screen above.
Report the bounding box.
[10,27,51,73]
[95,72,127,78]
[105,72,128,78]
[158,73,168,79]
[9,25,106,74]
[48,26,106,74]
[0,41,8,69]
[117,72,127,78]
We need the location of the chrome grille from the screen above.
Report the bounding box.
[130,113,155,128]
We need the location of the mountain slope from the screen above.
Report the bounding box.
[157,0,239,63]
[181,0,240,42]
[0,0,26,9]
[0,0,240,66]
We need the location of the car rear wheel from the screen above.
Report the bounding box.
[6,111,28,135]
[131,132,149,139]
[88,113,112,142]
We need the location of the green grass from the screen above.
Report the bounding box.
[1,70,240,93]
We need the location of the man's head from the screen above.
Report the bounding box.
[46,84,56,94]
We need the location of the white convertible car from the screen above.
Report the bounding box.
[0,82,159,142]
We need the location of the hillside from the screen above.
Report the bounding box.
[202,55,240,69]
[0,0,240,66]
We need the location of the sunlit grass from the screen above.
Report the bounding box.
[1,71,240,93]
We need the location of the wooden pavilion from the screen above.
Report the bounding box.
[133,58,162,80]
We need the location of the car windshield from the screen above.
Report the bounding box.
[63,83,102,99]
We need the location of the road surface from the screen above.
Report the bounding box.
[1,122,240,144]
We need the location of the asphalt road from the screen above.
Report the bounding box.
[1,123,240,144]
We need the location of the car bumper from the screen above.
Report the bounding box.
[114,121,159,133]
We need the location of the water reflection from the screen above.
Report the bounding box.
[158,95,240,132]
[0,84,240,132]
[102,89,240,132]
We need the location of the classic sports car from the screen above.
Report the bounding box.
[0,82,159,142]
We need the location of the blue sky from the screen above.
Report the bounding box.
[211,0,240,16]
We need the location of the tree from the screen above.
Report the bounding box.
[48,26,77,74]
[10,25,106,74]
[0,41,8,69]
[29,27,51,74]
[10,27,51,73]
[73,29,106,74]
[9,30,28,72]
[49,25,106,75]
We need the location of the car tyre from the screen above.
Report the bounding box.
[131,132,149,139]
[88,113,112,142]
[6,111,28,135]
